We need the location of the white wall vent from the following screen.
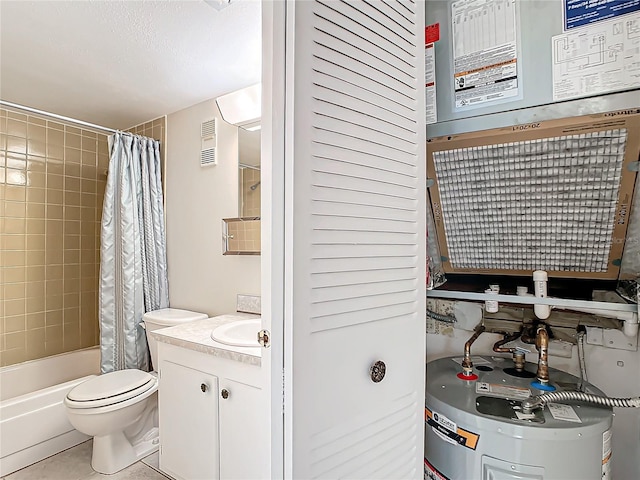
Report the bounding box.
[201,118,217,166]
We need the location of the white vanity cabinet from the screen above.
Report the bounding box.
[157,341,264,480]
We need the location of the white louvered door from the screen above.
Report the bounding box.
[277,1,426,478]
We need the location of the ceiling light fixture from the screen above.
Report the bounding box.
[216,83,261,131]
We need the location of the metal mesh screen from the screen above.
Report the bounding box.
[432,129,628,272]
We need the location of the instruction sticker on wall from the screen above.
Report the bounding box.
[425,43,438,125]
[451,0,520,109]
[552,12,640,101]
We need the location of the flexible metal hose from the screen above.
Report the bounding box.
[522,391,640,413]
[426,308,456,324]
[576,330,588,390]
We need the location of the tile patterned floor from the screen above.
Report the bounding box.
[2,441,168,480]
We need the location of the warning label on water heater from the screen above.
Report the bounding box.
[475,381,531,400]
[602,429,612,479]
[424,458,451,480]
[425,407,480,450]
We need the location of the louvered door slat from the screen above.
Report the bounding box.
[313,57,417,113]
[313,92,418,146]
[314,158,416,191]
[313,73,417,131]
[314,32,415,92]
[311,268,417,288]
[309,304,417,332]
[341,1,414,51]
[311,189,417,213]
[286,0,425,477]
[315,1,415,64]
[314,12,414,80]
[312,171,416,199]
[314,128,415,165]
[314,143,415,177]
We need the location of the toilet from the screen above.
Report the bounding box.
[64,308,208,474]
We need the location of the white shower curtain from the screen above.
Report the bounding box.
[99,132,169,373]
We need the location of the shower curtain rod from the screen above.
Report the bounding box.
[0,100,119,134]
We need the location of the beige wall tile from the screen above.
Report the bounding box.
[5,330,26,349]
[47,128,64,146]
[28,171,46,188]
[28,140,47,157]
[46,310,63,327]
[27,187,46,203]
[46,265,63,281]
[1,108,101,366]
[26,313,45,330]
[7,119,27,137]
[7,111,27,121]
[26,296,45,314]
[5,299,25,316]
[26,234,46,250]
[4,267,26,283]
[5,250,26,266]
[65,162,81,177]
[47,144,64,160]
[4,282,25,300]
[65,134,81,149]
[28,124,46,141]
[5,185,25,201]
[28,116,46,127]
[47,173,64,190]
[1,349,27,366]
[4,315,26,333]
[26,281,45,299]
[26,218,45,234]
[81,137,97,153]
[4,234,26,250]
[46,279,63,296]
[26,328,46,360]
[26,203,46,218]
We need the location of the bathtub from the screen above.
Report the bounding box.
[0,347,100,476]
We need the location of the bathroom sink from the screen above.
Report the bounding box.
[210,319,261,347]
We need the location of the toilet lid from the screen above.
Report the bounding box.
[67,369,155,404]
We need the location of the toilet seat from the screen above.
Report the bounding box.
[65,370,157,409]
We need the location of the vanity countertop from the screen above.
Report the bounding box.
[151,313,261,366]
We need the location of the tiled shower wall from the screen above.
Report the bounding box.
[0,108,107,367]
[240,166,261,218]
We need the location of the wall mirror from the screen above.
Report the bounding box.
[238,128,261,217]
[222,127,261,255]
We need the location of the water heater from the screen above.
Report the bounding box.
[425,356,613,480]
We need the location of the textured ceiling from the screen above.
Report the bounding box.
[0,0,261,129]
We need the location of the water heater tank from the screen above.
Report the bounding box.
[425,356,613,480]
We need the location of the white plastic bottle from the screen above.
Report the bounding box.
[533,270,551,319]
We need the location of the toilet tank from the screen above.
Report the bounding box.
[142,308,208,371]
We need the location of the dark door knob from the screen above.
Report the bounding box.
[370,360,386,383]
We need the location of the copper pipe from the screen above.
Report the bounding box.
[461,325,486,376]
[492,331,521,353]
[535,326,550,384]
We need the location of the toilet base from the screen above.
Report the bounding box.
[91,427,159,474]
